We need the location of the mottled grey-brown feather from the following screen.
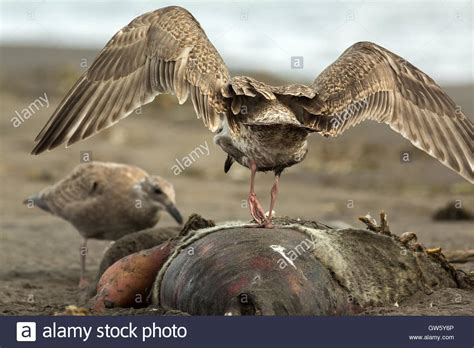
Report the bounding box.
[25,162,178,240]
[30,7,472,185]
[224,76,276,101]
[298,42,473,183]
[32,6,230,154]
[31,162,147,223]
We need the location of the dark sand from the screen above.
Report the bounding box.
[0,45,473,315]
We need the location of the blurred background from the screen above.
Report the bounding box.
[0,0,472,313]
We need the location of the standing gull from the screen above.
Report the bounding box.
[24,161,183,287]
[31,6,473,227]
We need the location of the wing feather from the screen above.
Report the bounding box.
[298,41,473,182]
[32,6,230,154]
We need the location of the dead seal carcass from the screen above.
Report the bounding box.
[150,218,460,315]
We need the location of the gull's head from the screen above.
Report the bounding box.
[135,176,183,225]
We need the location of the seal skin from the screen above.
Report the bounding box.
[154,221,458,315]
[91,216,461,315]
[159,227,351,315]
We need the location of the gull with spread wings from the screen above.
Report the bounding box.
[32,6,473,227]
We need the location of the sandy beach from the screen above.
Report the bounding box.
[0,45,473,315]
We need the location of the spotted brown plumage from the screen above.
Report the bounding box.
[31,6,473,227]
[24,161,183,287]
[32,6,230,152]
[298,42,473,183]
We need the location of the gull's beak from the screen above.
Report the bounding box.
[164,200,184,225]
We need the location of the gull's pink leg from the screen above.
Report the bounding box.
[248,161,266,224]
[264,175,280,228]
[78,238,89,289]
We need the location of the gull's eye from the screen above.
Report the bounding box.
[91,181,99,193]
[153,187,163,194]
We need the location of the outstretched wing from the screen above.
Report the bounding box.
[296,41,473,183]
[32,6,230,154]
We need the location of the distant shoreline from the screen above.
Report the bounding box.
[1,44,473,101]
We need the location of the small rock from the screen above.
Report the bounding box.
[433,201,473,221]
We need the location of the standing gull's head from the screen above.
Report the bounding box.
[136,176,183,225]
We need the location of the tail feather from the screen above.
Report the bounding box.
[224,155,234,173]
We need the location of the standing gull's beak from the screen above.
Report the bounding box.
[142,175,183,225]
[163,199,184,225]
